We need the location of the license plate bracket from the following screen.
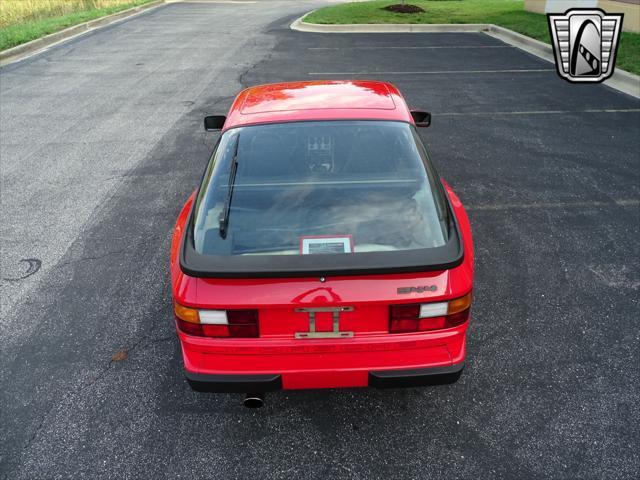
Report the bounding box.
[294,306,354,339]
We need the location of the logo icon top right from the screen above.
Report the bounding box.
[548,9,624,83]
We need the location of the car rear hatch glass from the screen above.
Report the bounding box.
[182,120,463,277]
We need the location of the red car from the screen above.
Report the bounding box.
[170,80,473,407]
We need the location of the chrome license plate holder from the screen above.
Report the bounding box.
[294,306,354,339]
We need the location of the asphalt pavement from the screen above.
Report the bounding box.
[1,1,639,479]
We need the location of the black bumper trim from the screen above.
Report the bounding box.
[368,363,464,389]
[186,363,464,392]
[185,371,282,393]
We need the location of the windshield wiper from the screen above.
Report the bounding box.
[219,134,240,239]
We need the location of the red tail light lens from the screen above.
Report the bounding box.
[202,324,230,337]
[444,309,470,328]
[174,302,258,338]
[389,304,421,333]
[176,318,205,336]
[227,310,259,338]
[389,292,471,333]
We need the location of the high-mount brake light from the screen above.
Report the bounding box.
[389,292,472,333]
[174,302,259,338]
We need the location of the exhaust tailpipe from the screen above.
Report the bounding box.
[243,393,264,408]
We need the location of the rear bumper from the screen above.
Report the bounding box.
[368,363,463,388]
[186,362,464,393]
[186,371,282,393]
[180,322,467,391]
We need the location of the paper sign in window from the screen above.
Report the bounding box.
[300,235,353,255]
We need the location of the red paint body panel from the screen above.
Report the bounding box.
[179,329,465,390]
[170,81,474,391]
[171,187,473,390]
[223,81,414,131]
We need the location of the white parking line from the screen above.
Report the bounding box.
[308,46,513,50]
[308,69,554,75]
[437,109,640,116]
[467,199,640,211]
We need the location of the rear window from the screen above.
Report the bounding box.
[192,121,448,258]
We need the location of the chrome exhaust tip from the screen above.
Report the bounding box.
[243,393,264,408]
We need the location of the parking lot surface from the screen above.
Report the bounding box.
[1,1,639,479]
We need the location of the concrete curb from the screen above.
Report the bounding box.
[291,16,491,33]
[0,0,166,66]
[291,16,639,99]
[485,25,553,63]
[604,68,640,98]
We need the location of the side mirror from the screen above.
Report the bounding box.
[204,115,226,131]
[410,110,431,127]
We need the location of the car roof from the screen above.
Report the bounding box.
[223,80,413,130]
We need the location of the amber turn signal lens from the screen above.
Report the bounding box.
[447,292,472,315]
[174,302,200,323]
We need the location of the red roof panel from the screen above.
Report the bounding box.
[223,80,413,130]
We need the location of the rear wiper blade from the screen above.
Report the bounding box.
[219,134,240,238]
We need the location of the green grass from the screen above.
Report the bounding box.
[305,0,640,75]
[0,0,156,52]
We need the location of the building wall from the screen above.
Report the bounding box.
[523,0,546,14]
[524,0,639,32]
[600,0,640,32]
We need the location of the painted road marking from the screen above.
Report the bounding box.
[308,69,555,75]
[308,46,513,50]
[467,199,640,211]
[436,109,640,116]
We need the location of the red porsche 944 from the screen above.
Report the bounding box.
[170,80,473,406]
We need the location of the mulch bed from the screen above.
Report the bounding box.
[382,4,425,14]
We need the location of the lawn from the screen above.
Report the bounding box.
[0,0,157,52]
[304,0,640,75]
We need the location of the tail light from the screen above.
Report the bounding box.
[389,292,472,333]
[174,302,258,338]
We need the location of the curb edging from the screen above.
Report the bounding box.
[0,0,166,66]
[291,20,492,34]
[485,25,553,62]
[291,16,639,99]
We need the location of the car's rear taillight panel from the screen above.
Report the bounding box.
[174,302,259,338]
[389,292,471,333]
